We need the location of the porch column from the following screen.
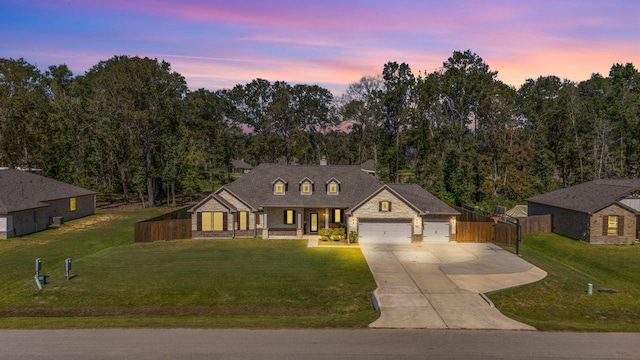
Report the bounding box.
[262,208,269,239]
[297,208,303,237]
[325,207,330,229]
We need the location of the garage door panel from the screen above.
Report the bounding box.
[359,221,411,244]
[423,221,450,243]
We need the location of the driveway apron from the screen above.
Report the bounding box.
[360,242,546,330]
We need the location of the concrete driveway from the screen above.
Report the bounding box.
[360,242,547,330]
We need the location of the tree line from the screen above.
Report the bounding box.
[1,50,638,208]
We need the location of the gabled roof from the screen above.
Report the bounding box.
[220,163,384,209]
[526,179,640,214]
[387,184,460,215]
[188,192,238,213]
[347,184,460,216]
[0,169,95,214]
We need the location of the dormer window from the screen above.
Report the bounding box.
[273,178,287,195]
[299,177,314,195]
[326,178,340,195]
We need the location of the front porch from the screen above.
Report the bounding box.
[261,207,347,239]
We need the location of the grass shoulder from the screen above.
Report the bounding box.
[489,233,640,332]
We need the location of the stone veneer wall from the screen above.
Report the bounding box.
[350,189,419,235]
[590,204,636,244]
[191,197,234,233]
[218,190,256,231]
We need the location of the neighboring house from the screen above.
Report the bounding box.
[231,159,253,175]
[527,179,640,244]
[360,159,376,177]
[189,163,460,244]
[0,169,96,239]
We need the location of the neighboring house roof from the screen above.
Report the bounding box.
[526,179,640,214]
[217,163,384,209]
[0,168,96,214]
[360,159,376,172]
[387,184,460,215]
[231,159,252,170]
[506,204,528,218]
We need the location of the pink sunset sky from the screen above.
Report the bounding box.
[2,0,639,94]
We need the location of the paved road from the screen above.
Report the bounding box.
[1,329,639,359]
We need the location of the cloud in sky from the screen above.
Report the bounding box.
[1,0,638,93]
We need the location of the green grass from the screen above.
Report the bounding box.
[489,233,640,332]
[0,211,379,329]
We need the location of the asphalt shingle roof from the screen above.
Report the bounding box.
[526,179,640,214]
[220,163,384,209]
[231,159,252,170]
[0,169,95,214]
[387,183,460,215]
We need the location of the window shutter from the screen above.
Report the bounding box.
[379,201,382,211]
[602,216,608,236]
[197,212,202,231]
[618,216,624,236]
[223,213,228,231]
[389,202,392,211]
[246,212,250,229]
[236,213,240,230]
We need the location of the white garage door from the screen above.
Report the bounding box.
[358,221,412,244]
[423,221,450,243]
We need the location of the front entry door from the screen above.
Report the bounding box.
[310,213,319,233]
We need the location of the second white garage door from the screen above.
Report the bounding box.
[423,221,450,243]
[358,221,412,244]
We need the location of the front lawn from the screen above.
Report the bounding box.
[490,233,640,332]
[0,210,379,329]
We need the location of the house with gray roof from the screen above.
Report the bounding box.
[527,179,640,244]
[189,163,460,244]
[0,169,96,239]
[231,159,253,174]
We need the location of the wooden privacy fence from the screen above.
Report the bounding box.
[456,214,551,246]
[456,221,517,246]
[520,215,552,235]
[134,207,192,242]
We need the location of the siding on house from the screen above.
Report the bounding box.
[45,195,96,223]
[528,202,590,241]
[7,207,50,238]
